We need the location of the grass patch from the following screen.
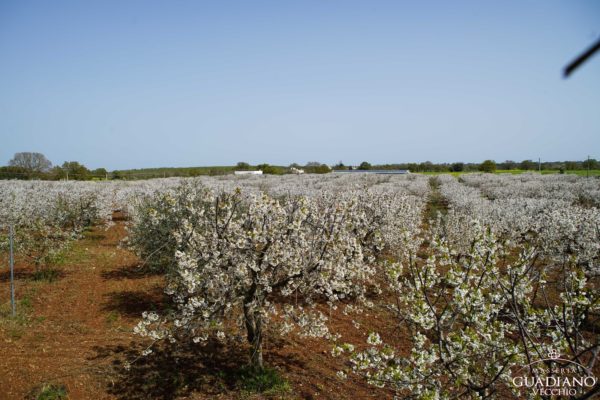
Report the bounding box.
[105,310,121,325]
[46,247,70,266]
[32,268,62,283]
[28,383,68,400]
[0,290,37,340]
[0,294,33,319]
[55,239,92,266]
[237,366,291,395]
[563,169,600,176]
[419,171,463,177]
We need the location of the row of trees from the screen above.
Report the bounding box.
[237,161,331,174]
[335,158,598,173]
[1,152,107,180]
[127,181,599,398]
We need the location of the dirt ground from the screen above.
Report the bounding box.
[0,217,400,400]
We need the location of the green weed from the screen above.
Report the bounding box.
[237,366,291,395]
[29,383,68,400]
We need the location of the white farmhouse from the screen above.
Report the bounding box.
[234,170,263,175]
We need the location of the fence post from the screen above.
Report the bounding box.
[9,225,15,317]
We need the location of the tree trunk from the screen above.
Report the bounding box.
[243,302,264,369]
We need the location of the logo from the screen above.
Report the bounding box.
[512,349,597,397]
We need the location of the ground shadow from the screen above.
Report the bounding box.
[102,289,169,318]
[111,211,130,222]
[101,263,163,281]
[92,338,301,400]
[89,327,308,400]
[0,268,67,283]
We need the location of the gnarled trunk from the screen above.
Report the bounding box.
[243,302,264,369]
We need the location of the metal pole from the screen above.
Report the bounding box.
[9,225,15,317]
[538,158,541,173]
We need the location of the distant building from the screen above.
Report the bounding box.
[234,170,263,175]
[290,167,305,174]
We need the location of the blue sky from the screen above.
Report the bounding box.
[1,1,599,169]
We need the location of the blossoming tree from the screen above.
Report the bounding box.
[133,186,388,368]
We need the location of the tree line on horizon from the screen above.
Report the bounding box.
[342,159,598,173]
[0,152,108,180]
[0,152,598,180]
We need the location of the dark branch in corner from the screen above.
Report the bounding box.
[563,37,600,78]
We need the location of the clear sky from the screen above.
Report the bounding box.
[1,1,599,170]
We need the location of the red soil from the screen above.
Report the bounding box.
[0,219,399,400]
